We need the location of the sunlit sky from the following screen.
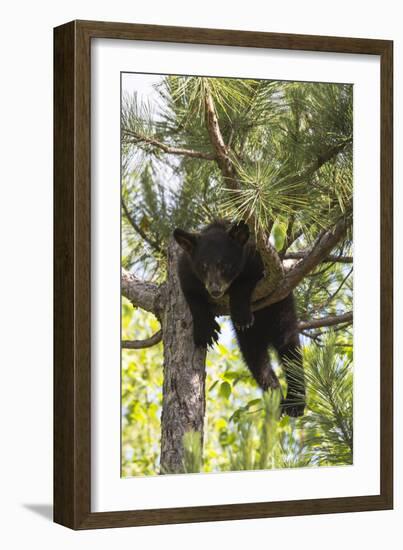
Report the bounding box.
[122,72,164,116]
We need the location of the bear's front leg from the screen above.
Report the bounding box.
[185,293,220,347]
[229,280,256,331]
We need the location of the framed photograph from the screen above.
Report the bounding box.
[54,20,393,529]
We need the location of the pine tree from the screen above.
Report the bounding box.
[121,76,353,474]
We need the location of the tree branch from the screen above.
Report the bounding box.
[315,139,352,170]
[254,232,285,295]
[284,252,353,264]
[211,218,349,316]
[203,85,238,188]
[122,330,162,349]
[298,311,353,331]
[121,268,164,317]
[203,85,284,294]
[286,139,352,188]
[319,266,353,312]
[123,129,216,160]
[271,217,349,300]
[121,198,162,252]
[230,217,349,313]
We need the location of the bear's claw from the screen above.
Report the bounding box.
[234,313,255,331]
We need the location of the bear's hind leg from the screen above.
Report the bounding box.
[244,348,280,392]
[234,315,281,392]
[255,360,282,392]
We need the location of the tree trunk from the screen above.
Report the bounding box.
[160,240,207,474]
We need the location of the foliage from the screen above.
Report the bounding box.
[122,77,352,268]
[182,431,203,473]
[121,74,353,476]
[121,299,162,477]
[300,333,353,465]
[122,302,353,475]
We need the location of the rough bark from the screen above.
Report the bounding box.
[121,267,163,317]
[159,240,207,474]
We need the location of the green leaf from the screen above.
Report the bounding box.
[272,222,286,251]
[247,399,262,409]
[223,371,241,381]
[229,406,247,423]
[219,381,232,400]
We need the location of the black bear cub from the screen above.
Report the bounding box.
[173,220,305,417]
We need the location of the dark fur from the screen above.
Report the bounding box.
[173,220,305,417]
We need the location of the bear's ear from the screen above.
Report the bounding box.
[228,221,249,246]
[173,228,199,255]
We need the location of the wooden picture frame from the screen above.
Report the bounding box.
[54,20,393,530]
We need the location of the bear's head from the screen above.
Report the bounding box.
[173,221,250,299]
